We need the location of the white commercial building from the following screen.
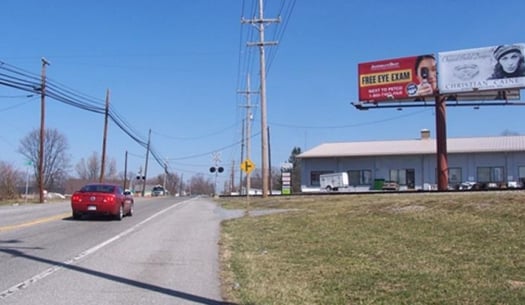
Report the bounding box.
[298,130,525,192]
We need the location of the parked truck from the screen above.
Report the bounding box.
[320,172,349,191]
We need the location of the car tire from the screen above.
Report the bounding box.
[72,212,81,220]
[127,204,134,217]
[115,205,123,221]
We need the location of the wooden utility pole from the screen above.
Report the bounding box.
[99,89,110,182]
[123,150,128,190]
[38,57,50,203]
[230,160,235,194]
[142,129,151,197]
[163,160,168,191]
[238,74,257,196]
[239,118,245,193]
[242,0,279,197]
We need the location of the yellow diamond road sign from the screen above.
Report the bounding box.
[241,159,255,174]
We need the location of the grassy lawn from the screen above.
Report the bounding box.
[217,191,525,305]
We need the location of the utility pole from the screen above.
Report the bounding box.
[267,126,272,192]
[163,160,168,190]
[180,173,184,196]
[238,74,258,196]
[142,129,151,197]
[38,57,50,203]
[99,89,110,182]
[230,160,235,194]
[239,118,245,194]
[242,1,279,197]
[123,150,128,190]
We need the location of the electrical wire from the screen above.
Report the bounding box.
[269,108,432,129]
[266,0,296,74]
[1,2,298,179]
[0,96,38,112]
[168,131,261,161]
[0,94,35,98]
[0,60,162,169]
[152,122,239,141]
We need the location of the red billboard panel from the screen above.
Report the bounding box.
[358,55,436,102]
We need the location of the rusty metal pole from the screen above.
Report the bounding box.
[435,94,449,190]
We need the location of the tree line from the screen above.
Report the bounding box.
[0,128,303,201]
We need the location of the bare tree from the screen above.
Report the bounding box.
[119,170,136,190]
[187,173,214,195]
[248,169,263,190]
[271,166,282,192]
[243,167,282,193]
[18,128,70,192]
[106,158,118,180]
[501,129,520,136]
[0,161,23,200]
[76,151,118,181]
[75,151,100,181]
[152,172,181,196]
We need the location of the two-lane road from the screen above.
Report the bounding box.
[0,196,242,305]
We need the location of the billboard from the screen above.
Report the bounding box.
[358,43,524,103]
[438,44,525,94]
[358,55,437,102]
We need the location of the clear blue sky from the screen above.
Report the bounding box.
[1,0,524,190]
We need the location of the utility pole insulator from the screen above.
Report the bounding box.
[246,41,279,47]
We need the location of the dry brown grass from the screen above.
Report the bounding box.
[218,191,525,305]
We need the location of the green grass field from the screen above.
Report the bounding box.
[218,192,525,305]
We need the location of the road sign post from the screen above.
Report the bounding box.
[240,159,256,214]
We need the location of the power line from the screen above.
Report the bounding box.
[151,122,239,141]
[0,59,166,171]
[270,108,432,129]
[167,131,261,161]
[0,96,38,112]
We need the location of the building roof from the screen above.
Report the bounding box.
[298,135,525,158]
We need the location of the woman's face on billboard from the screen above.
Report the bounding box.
[499,51,521,73]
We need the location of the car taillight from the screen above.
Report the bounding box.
[104,195,116,203]
[71,194,81,203]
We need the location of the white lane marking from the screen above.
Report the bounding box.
[0,199,194,300]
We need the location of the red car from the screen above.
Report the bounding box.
[71,183,134,220]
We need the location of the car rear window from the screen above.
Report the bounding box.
[80,185,115,193]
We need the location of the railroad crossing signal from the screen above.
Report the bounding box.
[240,159,255,174]
[209,166,224,173]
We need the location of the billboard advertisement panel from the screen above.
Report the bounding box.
[358,55,436,102]
[438,43,525,94]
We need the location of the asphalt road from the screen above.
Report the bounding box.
[0,196,243,305]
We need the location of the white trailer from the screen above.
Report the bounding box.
[320,172,349,191]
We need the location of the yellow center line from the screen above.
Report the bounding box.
[0,212,71,233]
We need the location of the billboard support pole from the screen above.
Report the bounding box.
[435,94,449,191]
